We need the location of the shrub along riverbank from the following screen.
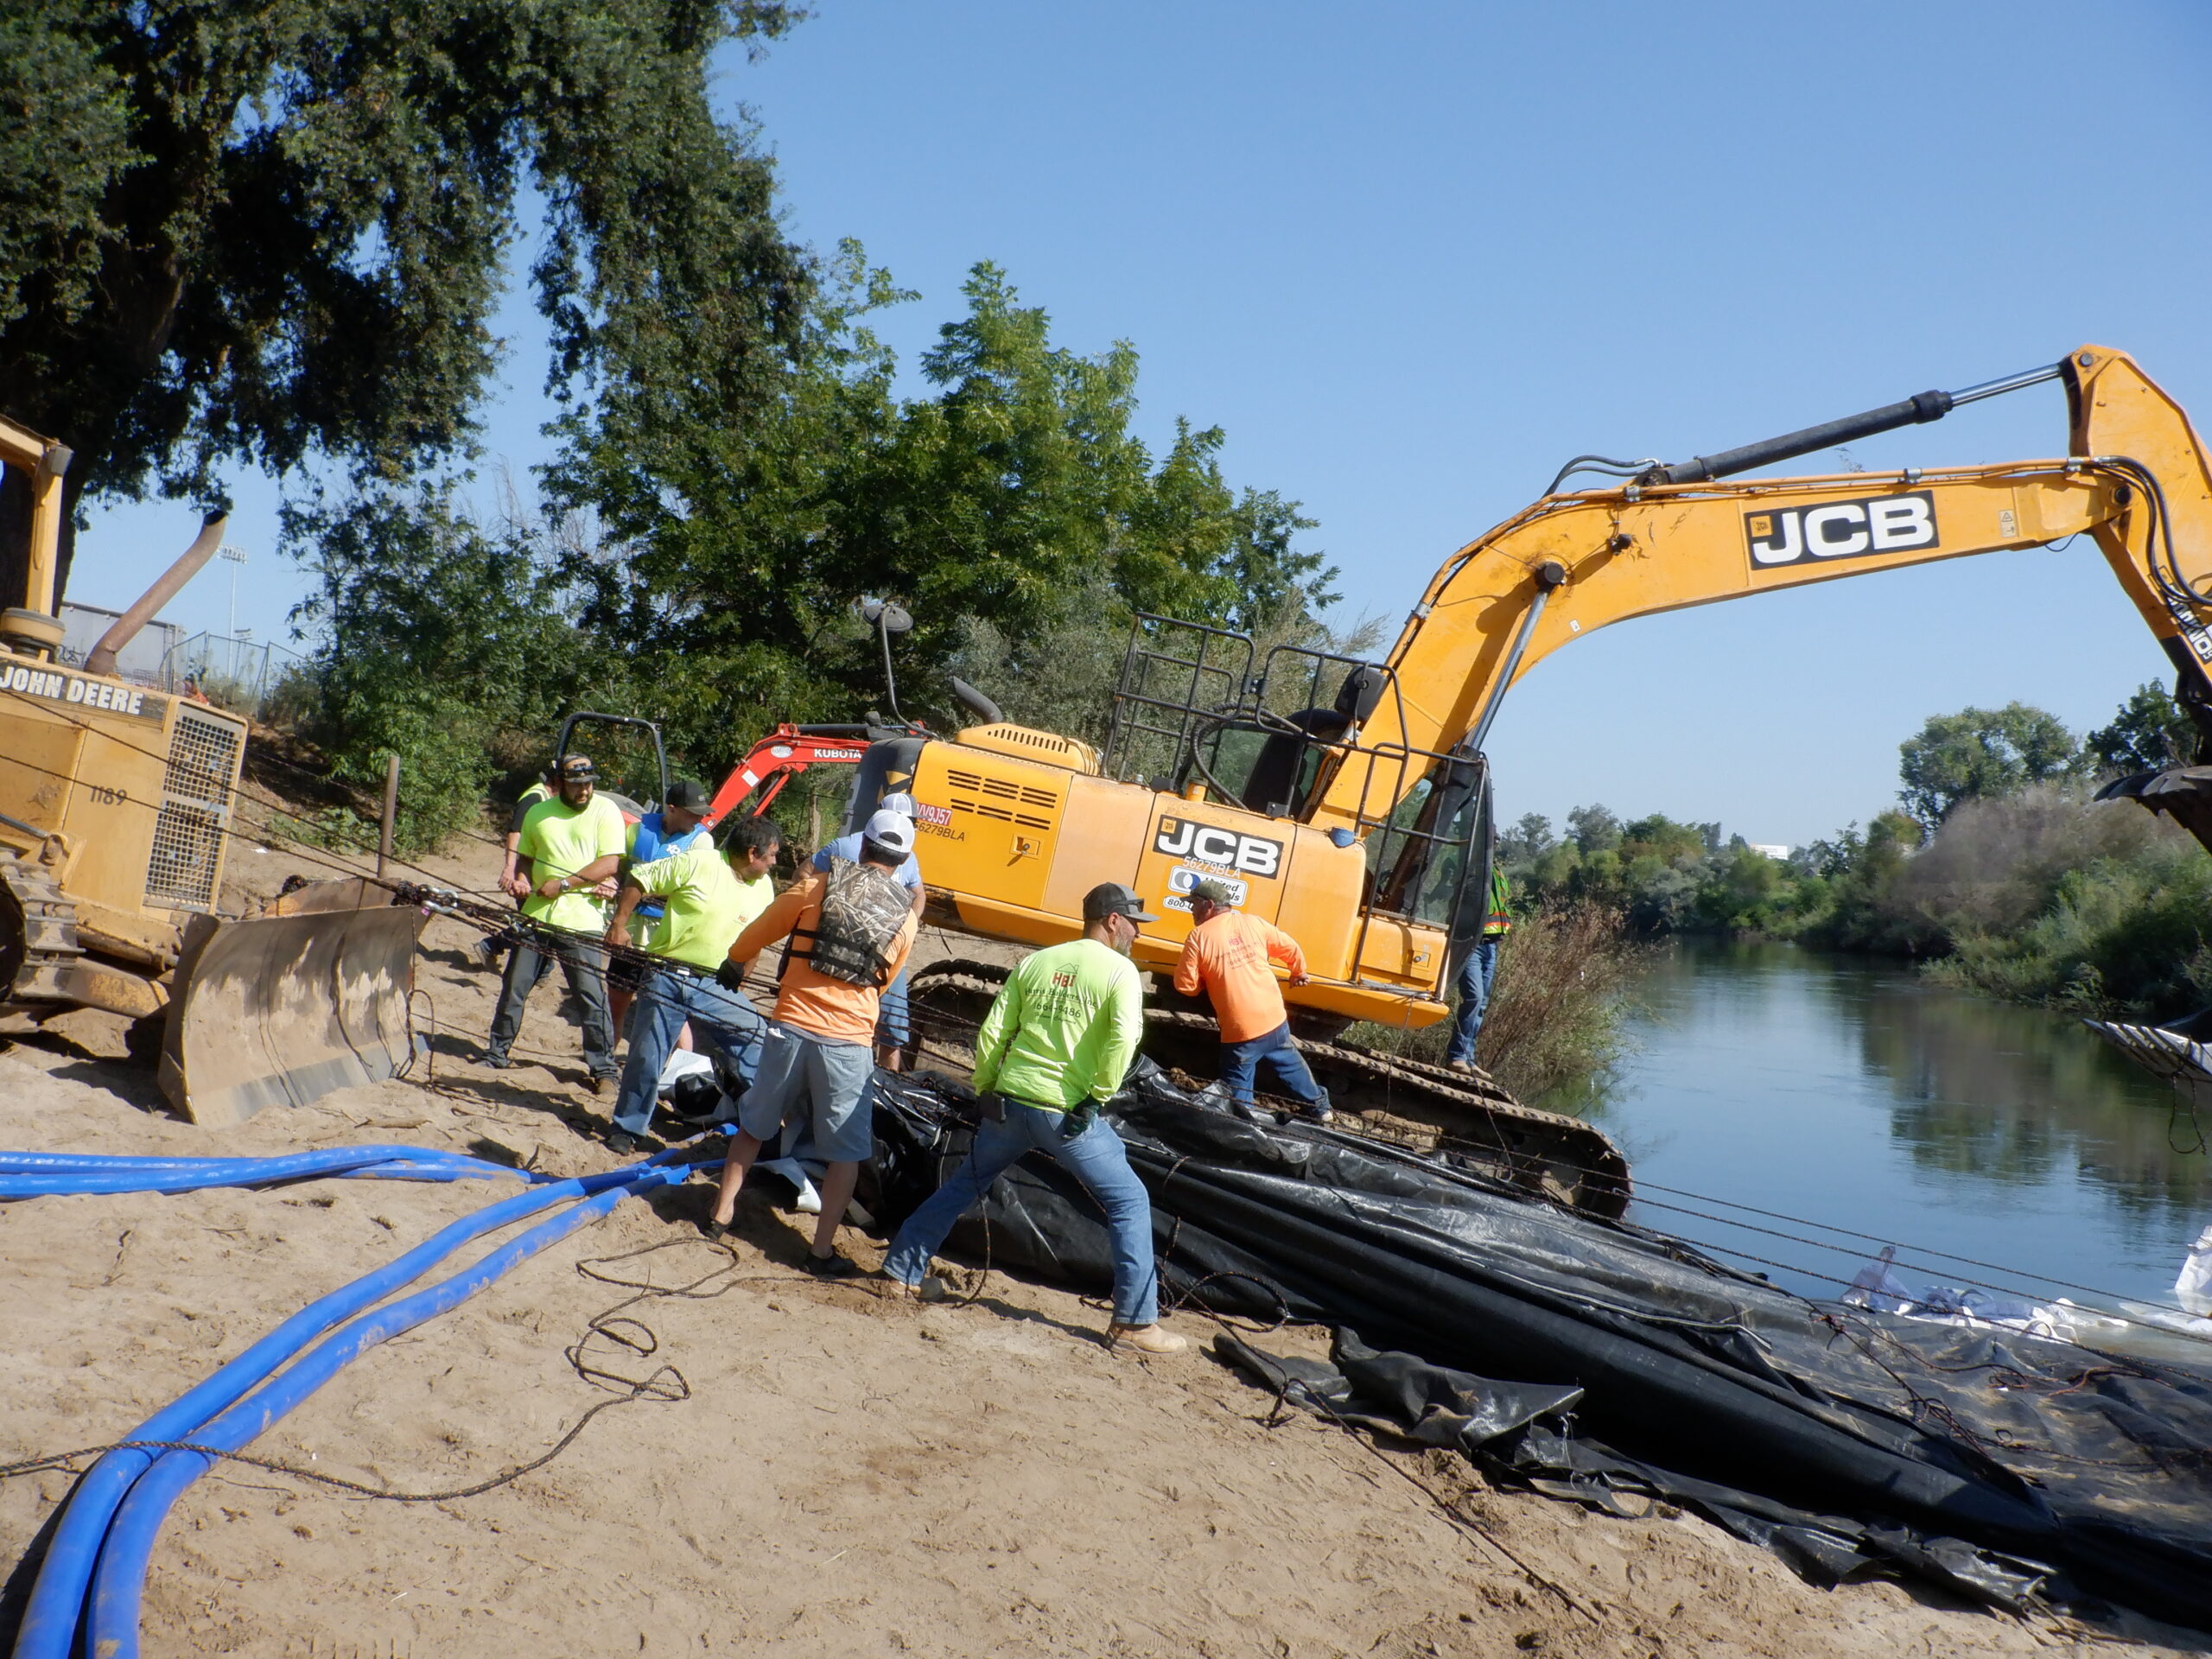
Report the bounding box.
[1498,686,2212,1027]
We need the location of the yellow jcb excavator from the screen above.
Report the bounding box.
[818,345,2212,1212]
[0,416,423,1126]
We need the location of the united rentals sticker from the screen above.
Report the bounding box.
[1162,865,1251,914]
[1745,490,1938,569]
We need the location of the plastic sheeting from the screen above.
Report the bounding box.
[866,1065,2212,1630]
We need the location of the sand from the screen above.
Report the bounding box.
[1,822,2202,1657]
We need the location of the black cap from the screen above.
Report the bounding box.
[1083,881,1157,925]
[557,753,596,779]
[666,779,713,813]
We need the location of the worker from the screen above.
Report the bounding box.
[881,883,1186,1356]
[810,791,925,1071]
[601,815,785,1156]
[605,779,716,1035]
[701,809,920,1277]
[480,766,557,967]
[482,754,626,1090]
[1173,880,1333,1125]
[1443,862,1511,1075]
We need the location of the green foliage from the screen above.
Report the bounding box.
[1897,702,2078,828]
[0,0,809,601]
[538,250,1335,762]
[2084,680,2198,775]
[286,487,583,853]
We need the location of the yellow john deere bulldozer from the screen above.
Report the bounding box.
[807,345,2212,1216]
[0,415,423,1126]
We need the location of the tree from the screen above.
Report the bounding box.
[1898,703,2078,827]
[2085,681,2199,775]
[1566,804,1622,854]
[0,0,810,604]
[543,254,1334,760]
[1498,812,1554,863]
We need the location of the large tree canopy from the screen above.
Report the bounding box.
[1897,702,2079,827]
[0,0,809,602]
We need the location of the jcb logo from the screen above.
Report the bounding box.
[1745,490,1938,569]
[1154,817,1283,878]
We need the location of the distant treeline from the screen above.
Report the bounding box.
[1502,684,2212,1022]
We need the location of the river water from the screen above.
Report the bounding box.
[1541,940,2212,1313]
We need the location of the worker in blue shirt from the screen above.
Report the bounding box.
[810,791,925,1069]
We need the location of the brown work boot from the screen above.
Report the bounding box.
[1108,1321,1187,1356]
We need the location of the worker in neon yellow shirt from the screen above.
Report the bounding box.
[881,882,1186,1356]
[483,754,626,1087]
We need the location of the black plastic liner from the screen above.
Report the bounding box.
[866,1066,2212,1630]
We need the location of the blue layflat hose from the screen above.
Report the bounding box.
[0,1145,543,1198]
[7,1158,674,1659]
[79,1161,691,1658]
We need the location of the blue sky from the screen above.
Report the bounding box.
[79,1,2211,844]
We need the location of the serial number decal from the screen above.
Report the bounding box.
[1745,490,1938,569]
[0,663,165,720]
[912,801,952,827]
[87,785,129,805]
[1154,817,1282,879]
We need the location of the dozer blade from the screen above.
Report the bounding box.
[159,878,425,1127]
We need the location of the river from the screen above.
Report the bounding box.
[1541,939,2212,1313]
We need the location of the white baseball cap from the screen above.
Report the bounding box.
[863,809,915,856]
[879,791,917,817]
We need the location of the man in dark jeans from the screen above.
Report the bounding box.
[482,754,627,1090]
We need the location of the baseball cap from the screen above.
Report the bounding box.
[1083,881,1157,925]
[1186,878,1238,906]
[862,809,915,857]
[557,754,596,780]
[665,779,713,813]
[878,791,917,817]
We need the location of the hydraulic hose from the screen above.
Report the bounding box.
[9,1158,680,1659]
[81,1160,693,1658]
[0,1145,543,1198]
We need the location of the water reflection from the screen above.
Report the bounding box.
[1570,939,2212,1306]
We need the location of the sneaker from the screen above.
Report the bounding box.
[1304,1099,1336,1126]
[803,1249,862,1280]
[1107,1322,1188,1356]
[605,1129,642,1156]
[481,1052,515,1071]
[699,1213,734,1243]
[890,1274,948,1303]
[1444,1058,1478,1076]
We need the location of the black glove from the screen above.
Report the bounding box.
[1060,1101,1098,1140]
[714,959,747,994]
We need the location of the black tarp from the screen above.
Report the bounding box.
[864,1065,2212,1630]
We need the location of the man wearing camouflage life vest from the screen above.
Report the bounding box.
[702,809,919,1276]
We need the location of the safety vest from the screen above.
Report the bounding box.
[1483,867,1512,938]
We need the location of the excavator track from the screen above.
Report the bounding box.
[906,958,1630,1217]
[0,850,86,1007]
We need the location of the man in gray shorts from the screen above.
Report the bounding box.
[702,811,920,1276]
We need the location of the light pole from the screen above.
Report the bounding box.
[218,543,247,639]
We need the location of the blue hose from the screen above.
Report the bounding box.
[0,1145,543,1198]
[81,1162,691,1657]
[8,1159,673,1659]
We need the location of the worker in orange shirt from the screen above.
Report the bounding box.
[1173,880,1333,1125]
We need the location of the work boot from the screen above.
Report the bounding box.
[891,1274,948,1303]
[481,1051,516,1071]
[1444,1058,1478,1076]
[1108,1322,1188,1356]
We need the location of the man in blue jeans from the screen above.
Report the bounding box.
[601,818,783,1154]
[1444,864,1512,1073]
[882,883,1187,1356]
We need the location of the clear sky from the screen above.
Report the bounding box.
[78,0,2212,845]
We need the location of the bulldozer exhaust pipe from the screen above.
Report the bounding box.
[85,510,227,678]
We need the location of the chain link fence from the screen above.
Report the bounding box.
[158,632,315,723]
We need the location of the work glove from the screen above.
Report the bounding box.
[1060,1101,1098,1140]
[714,959,747,995]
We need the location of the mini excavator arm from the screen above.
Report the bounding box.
[1312,346,2212,832]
